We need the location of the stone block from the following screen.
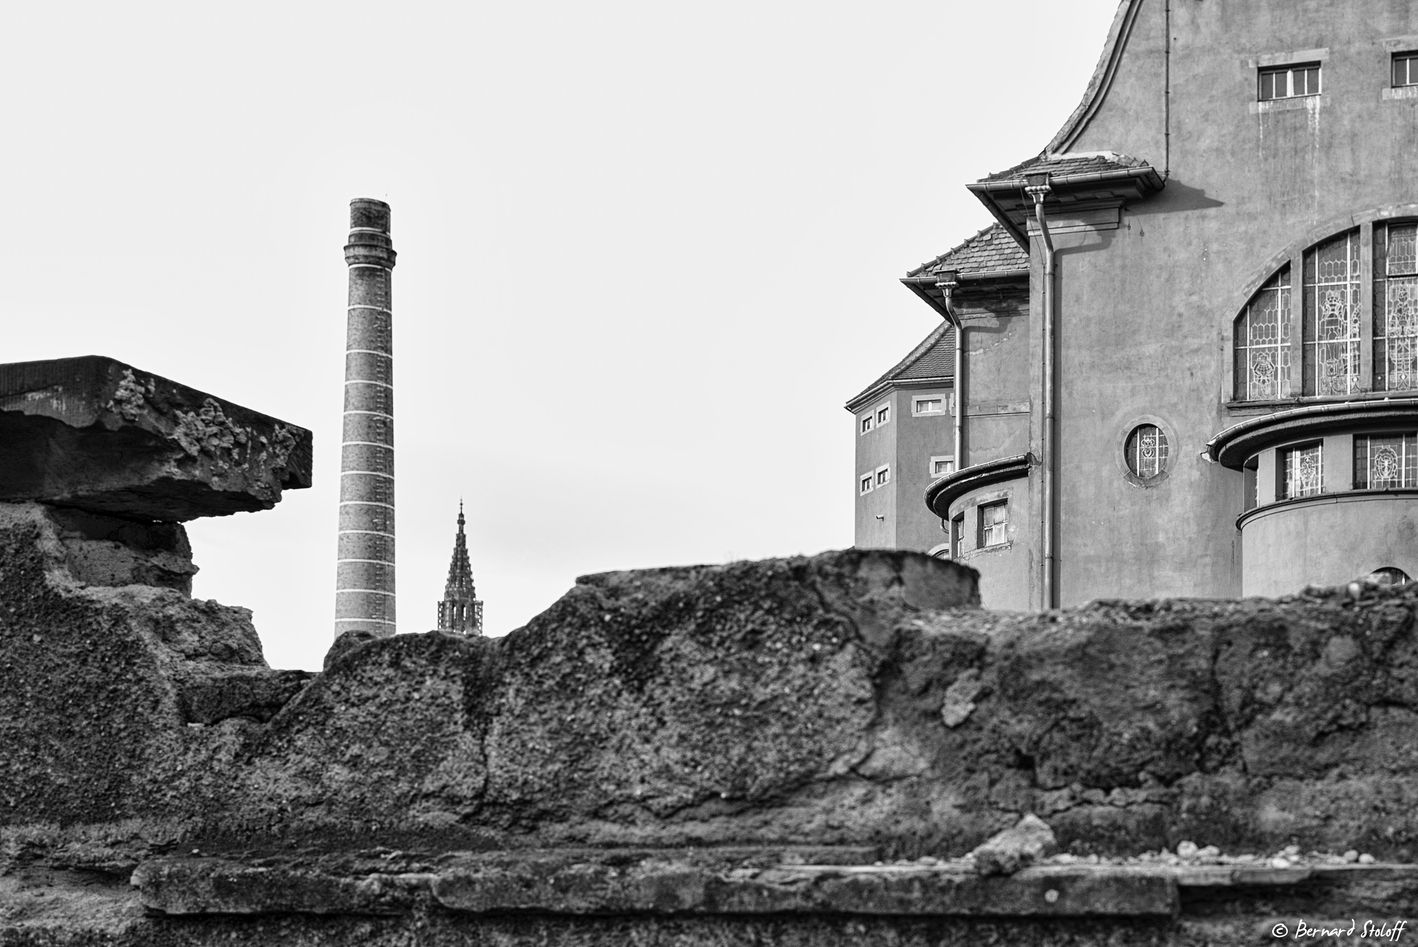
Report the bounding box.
[0,355,312,521]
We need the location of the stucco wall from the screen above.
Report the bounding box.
[949,478,1033,611]
[1001,0,1418,606]
[891,384,955,553]
[1241,492,1418,595]
[852,391,897,548]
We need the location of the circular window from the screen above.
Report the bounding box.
[1125,424,1169,481]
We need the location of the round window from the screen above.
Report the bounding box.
[1125,424,1169,481]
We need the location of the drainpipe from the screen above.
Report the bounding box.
[1025,172,1056,610]
[935,271,964,471]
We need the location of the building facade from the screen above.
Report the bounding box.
[859,0,1418,609]
[846,321,961,555]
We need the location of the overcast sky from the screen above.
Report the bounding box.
[3,1,1119,670]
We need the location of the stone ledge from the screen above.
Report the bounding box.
[0,356,312,521]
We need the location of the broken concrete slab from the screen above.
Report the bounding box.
[0,356,312,521]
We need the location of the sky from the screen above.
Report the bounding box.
[2,1,1119,671]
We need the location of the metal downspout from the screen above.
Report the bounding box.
[1026,175,1056,610]
[936,276,964,471]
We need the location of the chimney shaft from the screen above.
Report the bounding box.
[335,198,397,637]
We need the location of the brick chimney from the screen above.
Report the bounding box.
[335,198,397,637]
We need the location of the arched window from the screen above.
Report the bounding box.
[1363,566,1411,587]
[1234,220,1418,402]
[1302,230,1361,396]
[1234,267,1292,400]
[1376,222,1418,391]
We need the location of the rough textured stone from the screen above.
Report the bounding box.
[971,814,1057,876]
[12,517,1418,943]
[0,356,312,521]
[0,502,298,826]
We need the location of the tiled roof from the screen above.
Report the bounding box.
[845,321,954,409]
[906,223,1028,280]
[976,151,1151,188]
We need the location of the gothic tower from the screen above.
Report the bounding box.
[437,501,484,636]
[335,198,397,637]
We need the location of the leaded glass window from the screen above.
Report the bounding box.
[1303,231,1362,396]
[1279,442,1323,499]
[1354,433,1418,489]
[1375,223,1418,391]
[1125,424,1169,480]
[1234,266,1292,400]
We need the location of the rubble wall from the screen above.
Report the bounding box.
[5,497,1418,944]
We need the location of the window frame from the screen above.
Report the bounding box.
[859,415,873,436]
[1277,441,1324,500]
[1353,432,1418,489]
[977,500,1008,548]
[859,473,874,496]
[912,395,947,417]
[929,455,955,479]
[875,403,891,427]
[875,464,891,487]
[1124,424,1170,481]
[1258,62,1321,101]
[1395,52,1418,88]
[950,513,965,559]
[1231,220,1418,403]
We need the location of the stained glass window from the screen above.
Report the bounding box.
[1303,231,1362,396]
[1375,223,1418,391]
[1234,266,1292,400]
[1279,442,1323,499]
[1125,424,1169,480]
[1354,433,1418,489]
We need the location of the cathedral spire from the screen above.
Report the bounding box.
[436,501,483,635]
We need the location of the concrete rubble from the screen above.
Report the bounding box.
[4,356,1418,943]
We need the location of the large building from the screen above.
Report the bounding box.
[854,0,1418,609]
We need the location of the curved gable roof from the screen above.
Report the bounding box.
[1045,0,1144,155]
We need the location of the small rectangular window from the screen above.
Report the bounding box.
[1395,52,1418,87]
[1354,433,1418,489]
[875,404,890,425]
[875,465,890,487]
[978,500,1007,548]
[1278,442,1323,499]
[930,456,955,478]
[913,397,944,416]
[859,474,873,495]
[859,416,873,435]
[950,514,965,558]
[1259,63,1320,101]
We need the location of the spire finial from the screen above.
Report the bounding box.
[457,497,465,529]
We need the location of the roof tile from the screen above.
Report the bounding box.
[976,150,1150,187]
[906,223,1028,280]
[845,322,955,409]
